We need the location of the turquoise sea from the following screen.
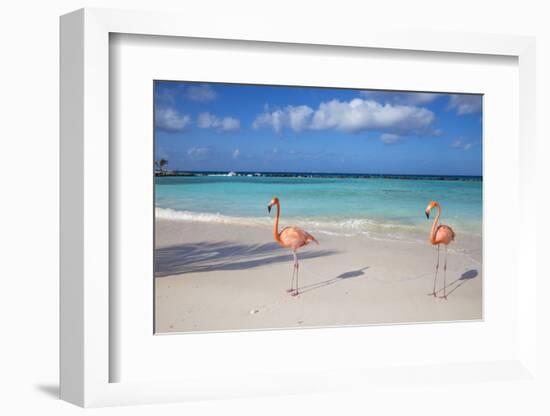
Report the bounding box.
[155,173,482,241]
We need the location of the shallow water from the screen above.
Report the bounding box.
[155,173,482,241]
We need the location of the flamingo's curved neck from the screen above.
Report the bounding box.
[430,205,440,244]
[273,202,281,242]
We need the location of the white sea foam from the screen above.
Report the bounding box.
[156,208,270,227]
[155,207,431,242]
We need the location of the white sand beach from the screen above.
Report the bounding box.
[155,218,482,333]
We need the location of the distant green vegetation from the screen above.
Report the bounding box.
[155,158,170,175]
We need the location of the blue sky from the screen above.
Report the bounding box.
[154,81,483,175]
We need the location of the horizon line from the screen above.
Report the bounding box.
[159,169,483,178]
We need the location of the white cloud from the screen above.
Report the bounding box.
[252,105,313,133]
[379,133,402,144]
[447,94,482,115]
[287,105,314,132]
[232,149,240,159]
[187,147,211,159]
[360,91,440,105]
[253,98,435,136]
[252,109,285,133]
[197,112,240,132]
[186,84,218,102]
[310,99,435,133]
[450,139,473,150]
[155,108,191,132]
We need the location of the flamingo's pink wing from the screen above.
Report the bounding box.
[279,226,318,250]
[435,224,456,243]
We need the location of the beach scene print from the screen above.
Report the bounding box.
[154,81,482,333]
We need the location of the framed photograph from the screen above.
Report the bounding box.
[153,80,483,334]
[60,8,538,407]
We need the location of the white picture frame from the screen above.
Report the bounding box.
[60,7,538,407]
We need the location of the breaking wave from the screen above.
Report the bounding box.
[155,207,437,242]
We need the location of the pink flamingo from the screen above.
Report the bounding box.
[268,197,318,296]
[425,201,455,300]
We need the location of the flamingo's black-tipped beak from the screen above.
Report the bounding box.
[425,211,430,219]
[268,205,271,214]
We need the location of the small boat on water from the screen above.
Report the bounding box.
[227,171,237,176]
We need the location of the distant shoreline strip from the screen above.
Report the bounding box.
[155,171,483,182]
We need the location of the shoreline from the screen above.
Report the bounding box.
[155,218,482,333]
[155,171,483,181]
[155,207,483,246]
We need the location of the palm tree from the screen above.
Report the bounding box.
[155,158,169,175]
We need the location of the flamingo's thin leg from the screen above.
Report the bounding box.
[287,259,296,293]
[291,251,300,296]
[428,245,440,297]
[295,257,300,295]
[439,246,448,300]
[287,251,298,294]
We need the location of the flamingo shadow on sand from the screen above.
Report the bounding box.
[296,266,369,295]
[155,241,338,277]
[434,269,479,298]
